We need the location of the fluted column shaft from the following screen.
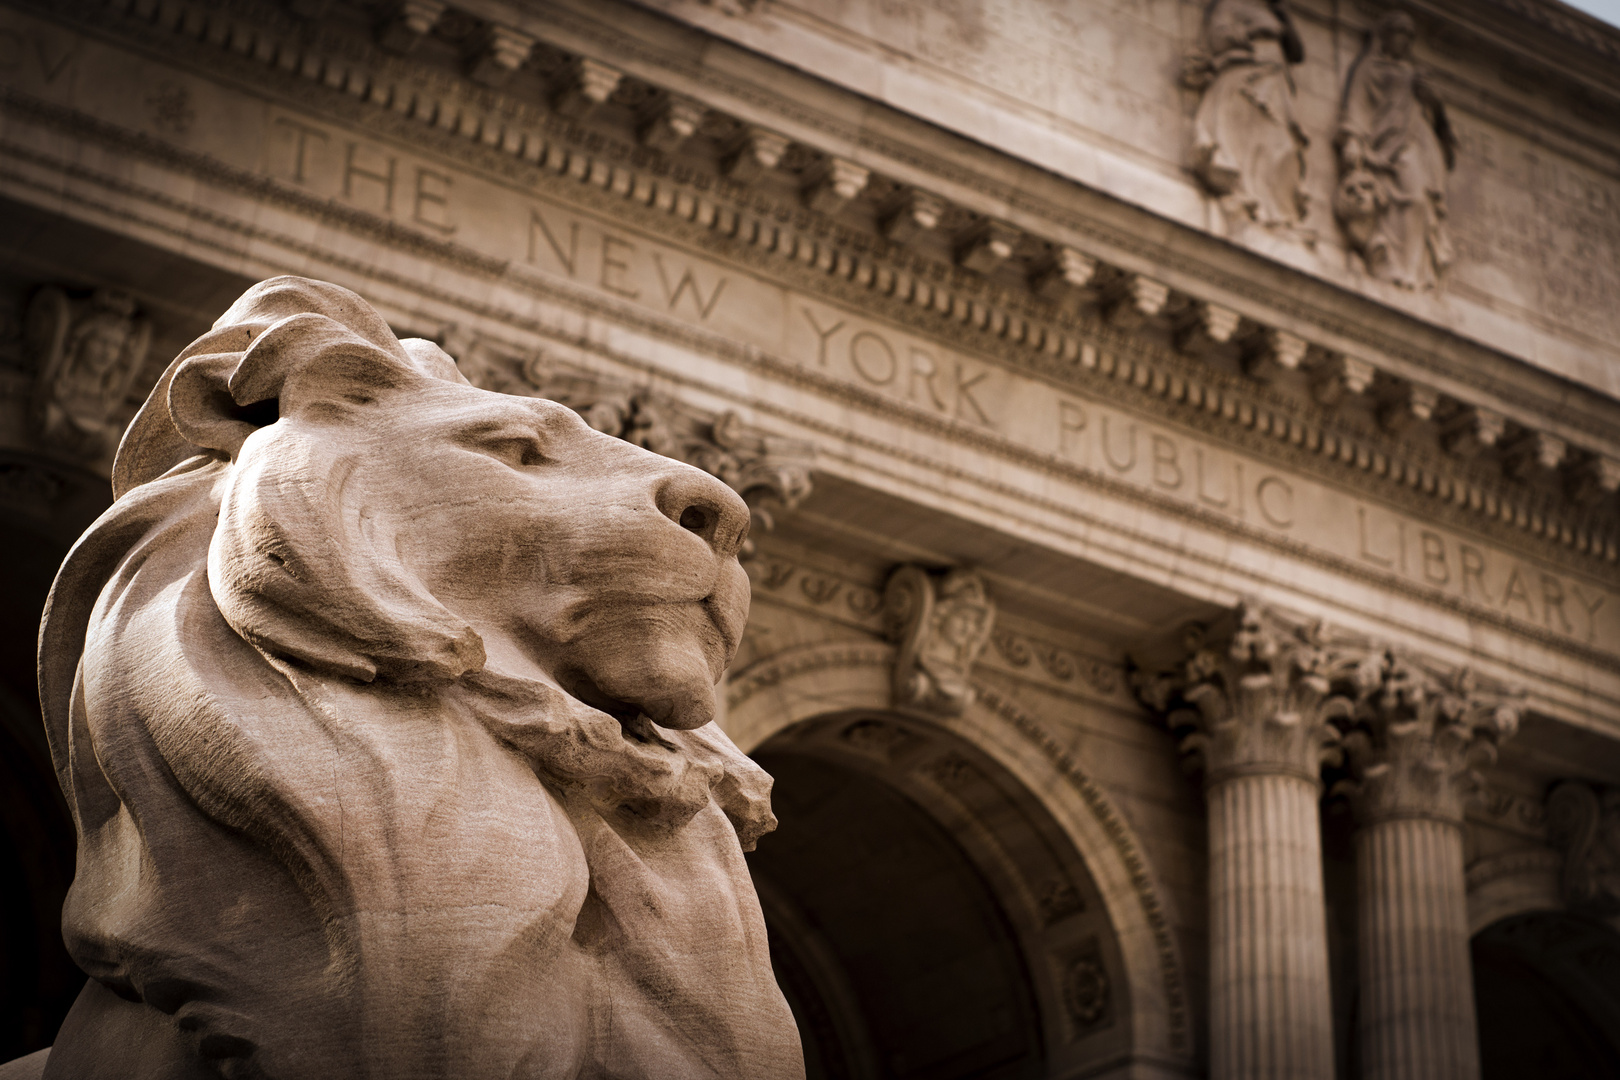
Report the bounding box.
[1208,771,1336,1080]
[1132,603,1347,1080]
[1340,652,1520,1080]
[1355,816,1476,1080]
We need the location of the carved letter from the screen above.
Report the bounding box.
[274,117,328,184]
[1357,506,1395,567]
[1541,575,1572,634]
[1501,568,1536,621]
[1101,416,1136,472]
[1460,545,1490,603]
[1573,585,1606,644]
[1420,531,1449,585]
[653,253,727,319]
[528,208,579,275]
[1256,476,1294,528]
[343,142,396,212]
[600,235,640,299]
[1150,435,1183,489]
[1058,400,1087,456]
[1195,448,1230,508]
[954,364,992,426]
[909,349,947,411]
[413,168,455,234]
[802,308,844,367]
[849,331,896,385]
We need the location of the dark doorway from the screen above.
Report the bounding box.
[746,712,1129,1080]
[0,504,96,1060]
[1473,912,1620,1080]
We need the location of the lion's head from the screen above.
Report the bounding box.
[38,277,799,1079]
[146,276,750,731]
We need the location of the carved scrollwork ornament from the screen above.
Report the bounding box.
[1131,601,1357,785]
[1335,655,1522,826]
[1546,781,1620,916]
[882,565,995,717]
[26,287,152,459]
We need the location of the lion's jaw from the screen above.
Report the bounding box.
[219,380,752,733]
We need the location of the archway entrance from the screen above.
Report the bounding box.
[746,711,1129,1080]
[1473,912,1620,1079]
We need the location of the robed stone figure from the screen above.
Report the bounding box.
[1333,12,1458,289]
[1185,0,1309,230]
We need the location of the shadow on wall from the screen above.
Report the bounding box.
[748,750,1043,1080]
[1474,912,1620,1079]
[0,515,88,1060]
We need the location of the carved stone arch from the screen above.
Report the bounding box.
[723,641,1196,1074]
[1465,848,1564,936]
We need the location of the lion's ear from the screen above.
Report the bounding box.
[232,312,416,417]
[168,352,273,459]
[167,314,415,460]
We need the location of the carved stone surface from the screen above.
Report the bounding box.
[1133,600,1346,1079]
[31,277,804,1079]
[1132,601,1351,785]
[1061,938,1113,1035]
[25,287,151,460]
[517,362,814,557]
[1333,12,1458,290]
[1183,0,1309,231]
[1337,653,1518,1080]
[1546,781,1620,917]
[1338,654,1522,826]
[882,565,995,717]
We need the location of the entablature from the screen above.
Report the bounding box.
[17,0,1618,568]
[1,0,1616,728]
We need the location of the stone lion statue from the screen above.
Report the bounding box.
[21,277,804,1080]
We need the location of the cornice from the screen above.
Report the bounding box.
[7,0,1620,579]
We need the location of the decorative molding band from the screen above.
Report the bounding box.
[744,554,1124,700]
[6,118,1613,679]
[17,0,1620,569]
[1464,847,1562,894]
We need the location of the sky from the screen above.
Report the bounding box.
[1563,0,1620,28]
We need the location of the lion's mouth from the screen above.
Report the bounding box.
[561,671,679,747]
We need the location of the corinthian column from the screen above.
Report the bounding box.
[1339,656,1521,1080]
[1135,603,1351,1080]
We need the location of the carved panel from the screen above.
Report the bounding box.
[1546,781,1620,917]
[1182,0,1309,233]
[1060,936,1114,1037]
[882,565,995,717]
[1334,13,1458,290]
[25,287,151,459]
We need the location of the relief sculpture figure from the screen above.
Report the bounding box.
[1334,12,1458,289]
[22,276,804,1079]
[1183,0,1309,230]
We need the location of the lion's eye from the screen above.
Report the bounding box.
[480,436,545,467]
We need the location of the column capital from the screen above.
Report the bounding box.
[1338,653,1522,827]
[1132,601,1358,786]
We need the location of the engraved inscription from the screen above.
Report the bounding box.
[238,109,1620,656]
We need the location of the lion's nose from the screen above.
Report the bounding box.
[654,467,751,559]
